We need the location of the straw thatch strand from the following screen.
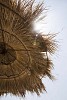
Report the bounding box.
[0,0,57,97]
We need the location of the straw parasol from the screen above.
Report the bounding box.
[0,0,57,97]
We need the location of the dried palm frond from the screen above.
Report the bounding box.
[0,0,57,97]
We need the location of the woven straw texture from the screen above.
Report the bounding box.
[0,0,57,97]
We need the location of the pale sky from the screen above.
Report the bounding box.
[0,0,67,100]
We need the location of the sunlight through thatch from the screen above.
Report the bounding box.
[0,0,57,97]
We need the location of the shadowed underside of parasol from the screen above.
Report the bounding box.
[0,0,57,97]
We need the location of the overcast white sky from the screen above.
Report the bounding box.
[0,0,67,100]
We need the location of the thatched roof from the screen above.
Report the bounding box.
[0,0,57,97]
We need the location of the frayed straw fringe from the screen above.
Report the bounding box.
[0,0,57,97]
